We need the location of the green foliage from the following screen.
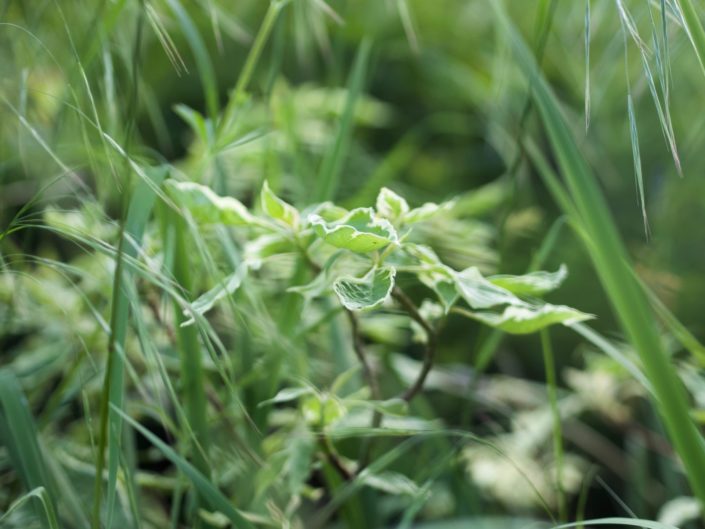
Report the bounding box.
[2,0,705,527]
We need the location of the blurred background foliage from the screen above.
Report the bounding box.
[2,0,705,528]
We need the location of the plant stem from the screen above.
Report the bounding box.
[391,287,437,403]
[218,0,286,137]
[344,308,381,402]
[170,213,211,517]
[540,329,566,522]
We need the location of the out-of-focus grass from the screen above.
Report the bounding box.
[2,1,705,528]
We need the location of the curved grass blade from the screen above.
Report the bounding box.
[0,488,59,529]
[674,0,705,78]
[165,0,219,121]
[315,37,373,201]
[102,166,167,529]
[0,372,58,529]
[493,0,705,511]
[113,406,255,529]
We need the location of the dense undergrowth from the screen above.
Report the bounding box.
[2,1,705,528]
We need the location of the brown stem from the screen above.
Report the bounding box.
[319,436,353,481]
[392,286,437,403]
[344,308,382,402]
[298,248,383,470]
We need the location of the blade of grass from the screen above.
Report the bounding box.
[674,0,705,78]
[540,329,566,522]
[626,93,649,237]
[314,37,373,202]
[113,406,255,529]
[585,0,591,131]
[104,166,166,529]
[493,1,705,510]
[218,0,288,137]
[163,194,211,519]
[94,8,152,527]
[0,371,58,529]
[0,488,59,529]
[165,0,219,122]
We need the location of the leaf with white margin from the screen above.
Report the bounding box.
[403,243,459,312]
[167,181,255,225]
[402,199,455,224]
[461,304,593,334]
[305,201,348,223]
[243,233,294,270]
[260,181,299,228]
[376,187,409,222]
[489,264,568,297]
[454,266,522,309]
[310,207,398,253]
[333,266,396,311]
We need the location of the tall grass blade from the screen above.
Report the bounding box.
[104,167,166,528]
[626,94,649,236]
[315,37,373,202]
[0,488,59,529]
[0,371,58,529]
[165,0,219,121]
[674,0,705,78]
[163,196,211,519]
[493,0,705,511]
[584,0,591,131]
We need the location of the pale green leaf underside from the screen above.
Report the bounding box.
[489,264,568,296]
[261,180,299,228]
[455,266,522,309]
[403,199,453,224]
[333,266,396,311]
[376,187,409,221]
[462,304,593,334]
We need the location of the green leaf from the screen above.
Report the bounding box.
[376,187,409,222]
[333,266,396,311]
[403,199,453,224]
[243,233,295,269]
[168,181,255,226]
[489,265,568,297]
[460,304,593,334]
[454,267,521,309]
[308,201,349,223]
[260,180,299,229]
[310,207,398,253]
[403,245,460,312]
